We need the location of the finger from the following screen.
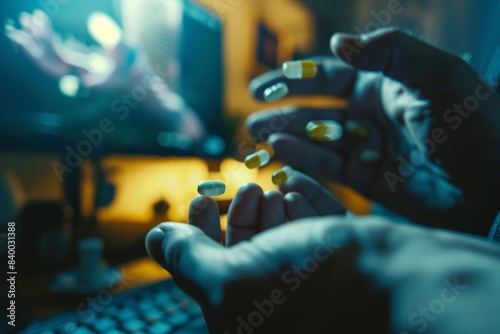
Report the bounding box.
[31,10,51,37]
[330,28,470,96]
[19,12,35,35]
[249,57,357,101]
[259,190,286,231]
[145,223,224,302]
[284,192,318,220]
[268,133,345,180]
[279,170,346,216]
[188,196,221,242]
[246,107,345,141]
[226,183,263,245]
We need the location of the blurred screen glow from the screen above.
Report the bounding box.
[87,12,122,48]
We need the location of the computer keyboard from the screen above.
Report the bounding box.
[20,279,209,334]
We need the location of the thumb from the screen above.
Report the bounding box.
[330,28,471,96]
[145,223,224,301]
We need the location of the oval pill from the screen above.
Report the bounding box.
[263,82,289,103]
[244,150,271,169]
[197,181,226,196]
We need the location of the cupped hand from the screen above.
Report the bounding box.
[187,170,345,246]
[146,211,500,333]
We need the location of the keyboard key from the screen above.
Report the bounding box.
[116,307,136,320]
[103,329,125,334]
[166,312,189,327]
[138,300,156,312]
[103,305,120,317]
[149,321,173,334]
[92,316,117,332]
[72,327,94,334]
[163,306,177,316]
[143,308,164,323]
[122,318,145,332]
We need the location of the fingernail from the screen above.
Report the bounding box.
[345,120,369,140]
[272,166,293,186]
[306,120,343,141]
[145,227,167,267]
[264,82,289,102]
[245,150,271,169]
[360,149,381,164]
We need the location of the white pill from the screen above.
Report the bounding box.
[197,181,226,196]
[263,82,289,103]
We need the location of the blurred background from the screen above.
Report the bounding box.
[0,0,498,330]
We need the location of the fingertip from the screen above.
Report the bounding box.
[248,68,285,101]
[263,189,284,201]
[260,190,286,231]
[189,195,217,216]
[146,222,210,273]
[284,192,317,220]
[237,182,264,197]
[330,32,355,61]
[189,195,221,242]
[145,226,168,268]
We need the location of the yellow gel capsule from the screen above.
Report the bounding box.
[244,150,271,169]
[197,181,226,196]
[345,120,369,140]
[306,120,343,142]
[282,60,318,79]
[272,166,294,186]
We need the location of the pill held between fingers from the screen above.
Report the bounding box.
[282,60,318,79]
[263,82,289,103]
[306,120,344,142]
[245,150,271,169]
[272,166,294,186]
[345,120,369,140]
[197,181,226,196]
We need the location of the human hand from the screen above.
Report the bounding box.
[145,208,500,333]
[188,170,345,246]
[5,10,70,78]
[248,29,500,234]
